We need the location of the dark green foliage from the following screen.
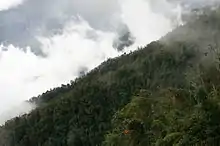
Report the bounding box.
[0,40,198,146]
[2,6,220,146]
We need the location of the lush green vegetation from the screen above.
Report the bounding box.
[2,6,220,146]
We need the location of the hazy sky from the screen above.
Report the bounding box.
[0,0,216,124]
[0,0,23,10]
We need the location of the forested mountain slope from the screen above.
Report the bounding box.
[1,6,220,146]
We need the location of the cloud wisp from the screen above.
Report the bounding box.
[0,0,194,124]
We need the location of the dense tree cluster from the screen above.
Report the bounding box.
[1,6,220,146]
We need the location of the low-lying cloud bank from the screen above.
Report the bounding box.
[0,0,215,124]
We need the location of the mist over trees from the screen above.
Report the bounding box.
[2,3,220,146]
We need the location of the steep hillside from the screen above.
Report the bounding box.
[1,6,220,146]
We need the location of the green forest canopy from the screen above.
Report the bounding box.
[1,6,220,146]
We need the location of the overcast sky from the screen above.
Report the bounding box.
[0,0,218,124]
[0,0,23,10]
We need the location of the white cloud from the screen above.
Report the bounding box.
[120,0,173,46]
[0,102,36,125]
[0,0,23,10]
[0,19,121,123]
[0,0,180,124]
